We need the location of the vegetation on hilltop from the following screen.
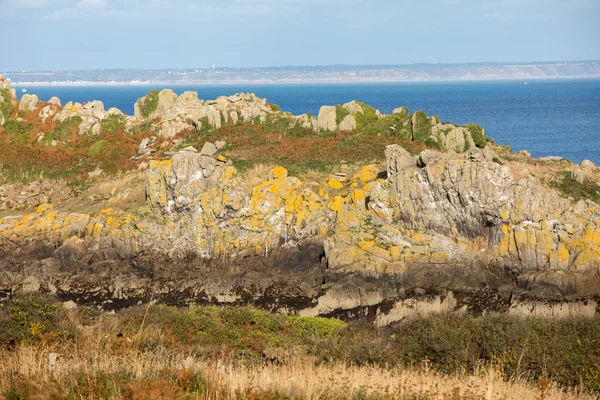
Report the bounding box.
[0,104,157,187]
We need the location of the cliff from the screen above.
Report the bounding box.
[1,76,599,322]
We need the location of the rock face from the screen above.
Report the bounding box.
[2,142,600,319]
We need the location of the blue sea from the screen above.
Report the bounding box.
[13,79,600,164]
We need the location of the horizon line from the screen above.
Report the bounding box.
[4,59,600,74]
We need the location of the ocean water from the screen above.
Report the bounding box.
[14,79,600,164]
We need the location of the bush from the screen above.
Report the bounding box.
[0,294,64,346]
[354,102,378,130]
[118,305,345,362]
[464,123,486,148]
[139,90,160,119]
[269,103,281,112]
[363,114,404,136]
[46,117,82,143]
[0,88,13,121]
[335,105,350,125]
[3,120,31,144]
[412,111,432,144]
[317,313,600,393]
[550,171,600,204]
[100,114,125,133]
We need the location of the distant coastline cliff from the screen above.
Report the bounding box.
[1,74,600,322]
[6,61,600,85]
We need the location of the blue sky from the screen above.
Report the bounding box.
[1,0,599,71]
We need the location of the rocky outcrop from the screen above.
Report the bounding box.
[2,142,599,320]
[132,90,278,138]
[0,79,599,321]
[54,100,131,135]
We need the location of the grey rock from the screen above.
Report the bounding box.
[338,114,357,132]
[19,93,39,111]
[200,142,217,156]
[48,96,61,107]
[342,100,364,115]
[317,105,337,131]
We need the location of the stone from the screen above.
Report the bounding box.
[342,101,364,114]
[63,300,77,310]
[270,166,288,179]
[215,141,227,150]
[571,169,585,184]
[338,114,356,131]
[519,150,532,158]
[393,107,408,116]
[134,88,177,120]
[385,145,415,178]
[177,91,198,103]
[317,106,337,131]
[19,93,39,111]
[48,96,61,107]
[580,159,596,169]
[39,105,56,122]
[88,169,103,178]
[200,142,217,156]
[443,127,468,153]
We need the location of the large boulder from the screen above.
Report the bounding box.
[19,94,39,111]
[317,106,337,131]
[48,96,61,107]
[134,89,178,120]
[342,101,364,114]
[338,114,357,131]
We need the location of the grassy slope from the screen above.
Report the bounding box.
[0,295,599,398]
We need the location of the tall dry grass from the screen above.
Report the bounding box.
[0,341,591,400]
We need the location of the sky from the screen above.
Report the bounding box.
[0,0,599,71]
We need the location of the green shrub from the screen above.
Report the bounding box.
[3,120,31,144]
[335,105,350,125]
[270,103,281,112]
[317,313,600,393]
[0,88,13,121]
[286,122,316,138]
[88,140,107,157]
[550,171,600,204]
[0,294,64,346]
[46,117,82,143]
[395,119,412,141]
[139,90,159,119]
[130,122,156,135]
[464,123,486,148]
[412,111,433,144]
[363,114,404,136]
[118,305,344,362]
[99,114,125,133]
[354,102,378,130]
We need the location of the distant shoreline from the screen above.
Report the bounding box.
[10,75,600,87]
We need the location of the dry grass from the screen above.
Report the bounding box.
[0,344,590,400]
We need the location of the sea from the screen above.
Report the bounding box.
[13,79,600,164]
